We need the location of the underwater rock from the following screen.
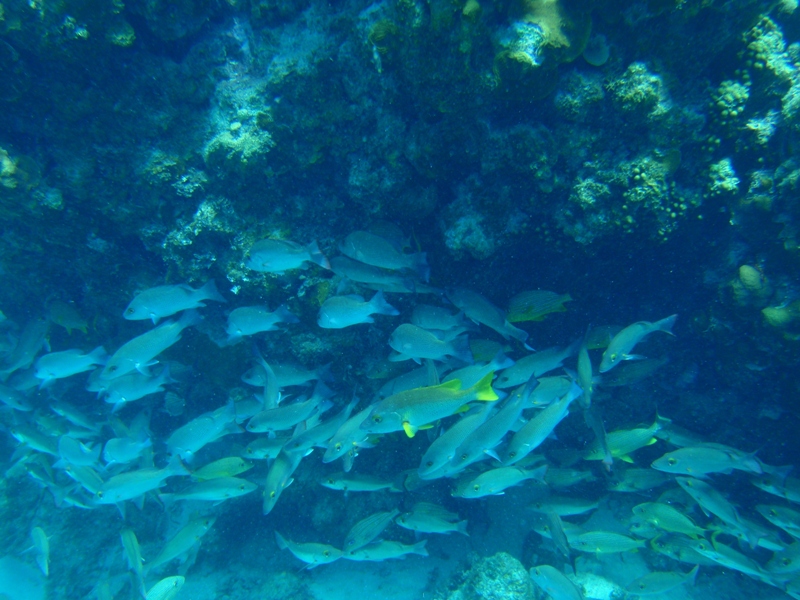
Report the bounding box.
[437,552,535,600]
[732,264,773,308]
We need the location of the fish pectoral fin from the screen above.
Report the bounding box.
[622,354,645,362]
[402,423,417,438]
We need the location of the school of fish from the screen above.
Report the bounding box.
[2,223,799,600]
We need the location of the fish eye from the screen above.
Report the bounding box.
[783,558,792,566]
[426,461,434,467]
[108,365,117,373]
[460,454,467,461]
[473,485,480,491]
[239,485,245,491]
[534,568,540,575]
[509,451,516,458]
[770,509,778,517]
[270,491,276,498]
[334,444,342,451]
[610,353,617,360]
[323,550,330,557]
[667,458,677,465]
[372,415,382,423]
[126,308,135,314]
[96,491,104,499]
[637,584,646,590]
[327,479,335,484]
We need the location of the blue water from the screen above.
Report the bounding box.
[1,0,799,598]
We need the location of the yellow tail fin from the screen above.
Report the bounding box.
[472,372,499,402]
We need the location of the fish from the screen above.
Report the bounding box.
[320,472,398,493]
[275,532,342,569]
[766,541,800,574]
[396,503,468,536]
[57,435,101,467]
[418,403,493,479]
[0,383,33,411]
[451,465,547,498]
[448,384,533,472]
[494,343,580,389]
[570,531,645,553]
[164,477,258,503]
[146,517,216,575]
[442,350,514,389]
[145,576,185,600]
[166,401,241,461]
[46,300,88,334]
[388,323,472,363]
[247,393,332,433]
[502,384,581,466]
[756,504,800,538]
[246,238,330,273]
[343,540,428,561]
[103,434,152,466]
[330,256,416,292]
[50,400,102,432]
[506,290,572,323]
[120,528,146,598]
[582,415,668,462]
[239,436,288,460]
[225,305,298,343]
[631,502,705,537]
[752,474,800,503]
[576,339,593,408]
[625,565,699,596]
[446,288,528,344]
[101,364,174,412]
[263,448,307,514]
[31,526,49,577]
[546,513,572,560]
[675,477,740,525]
[94,456,189,504]
[101,311,200,380]
[529,565,583,600]
[343,509,400,553]
[322,407,374,464]
[607,468,669,493]
[34,346,106,385]
[362,372,498,438]
[272,362,333,388]
[339,230,429,281]
[690,538,765,579]
[652,445,762,476]
[598,314,677,372]
[0,318,49,380]
[282,398,358,455]
[411,305,473,332]
[191,457,253,481]
[318,291,399,329]
[124,280,225,323]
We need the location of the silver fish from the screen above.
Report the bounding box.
[95,456,188,504]
[0,318,49,380]
[103,435,152,466]
[388,323,472,363]
[101,311,199,380]
[529,565,583,600]
[599,314,677,372]
[318,291,399,329]
[263,448,306,515]
[343,509,400,554]
[102,364,173,412]
[339,230,429,281]
[495,343,579,389]
[396,503,468,536]
[164,477,257,503]
[330,256,415,292]
[343,540,428,562]
[452,465,547,498]
[166,401,241,461]
[226,305,298,342]
[275,532,342,569]
[418,403,492,479]
[446,288,528,344]
[246,238,330,273]
[652,445,761,476]
[34,346,106,385]
[145,576,185,600]
[124,280,225,324]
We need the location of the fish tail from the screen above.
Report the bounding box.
[473,372,499,402]
[198,279,227,304]
[274,304,300,324]
[306,240,331,270]
[449,334,473,364]
[275,531,288,550]
[369,291,400,316]
[656,314,678,335]
[413,540,429,556]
